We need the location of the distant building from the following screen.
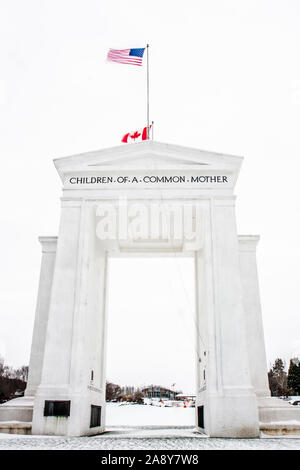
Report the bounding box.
[141,385,180,400]
[175,393,196,402]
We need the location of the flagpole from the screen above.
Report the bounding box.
[146,44,150,140]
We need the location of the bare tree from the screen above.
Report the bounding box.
[0,360,29,402]
[106,382,122,401]
[0,356,4,377]
[14,366,29,382]
[132,390,144,404]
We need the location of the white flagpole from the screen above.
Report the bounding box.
[146,44,150,140]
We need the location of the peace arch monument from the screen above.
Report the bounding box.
[1,141,299,437]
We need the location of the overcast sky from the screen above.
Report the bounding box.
[0,1,300,392]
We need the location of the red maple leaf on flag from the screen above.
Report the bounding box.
[121,125,152,143]
[130,131,141,141]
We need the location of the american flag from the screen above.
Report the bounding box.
[107,48,145,66]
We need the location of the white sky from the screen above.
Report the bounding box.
[0,1,300,389]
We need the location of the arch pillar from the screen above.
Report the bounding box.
[25,237,57,397]
[238,235,270,400]
[197,198,259,437]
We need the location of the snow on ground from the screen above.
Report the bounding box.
[106,403,195,427]
[0,434,300,450]
[0,404,299,450]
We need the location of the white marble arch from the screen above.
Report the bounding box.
[22,141,272,437]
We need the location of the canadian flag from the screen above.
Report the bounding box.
[122,125,151,143]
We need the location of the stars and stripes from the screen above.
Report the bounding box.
[107,48,145,66]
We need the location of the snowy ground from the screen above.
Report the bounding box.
[106,402,195,427]
[0,403,299,450]
[1,433,300,450]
